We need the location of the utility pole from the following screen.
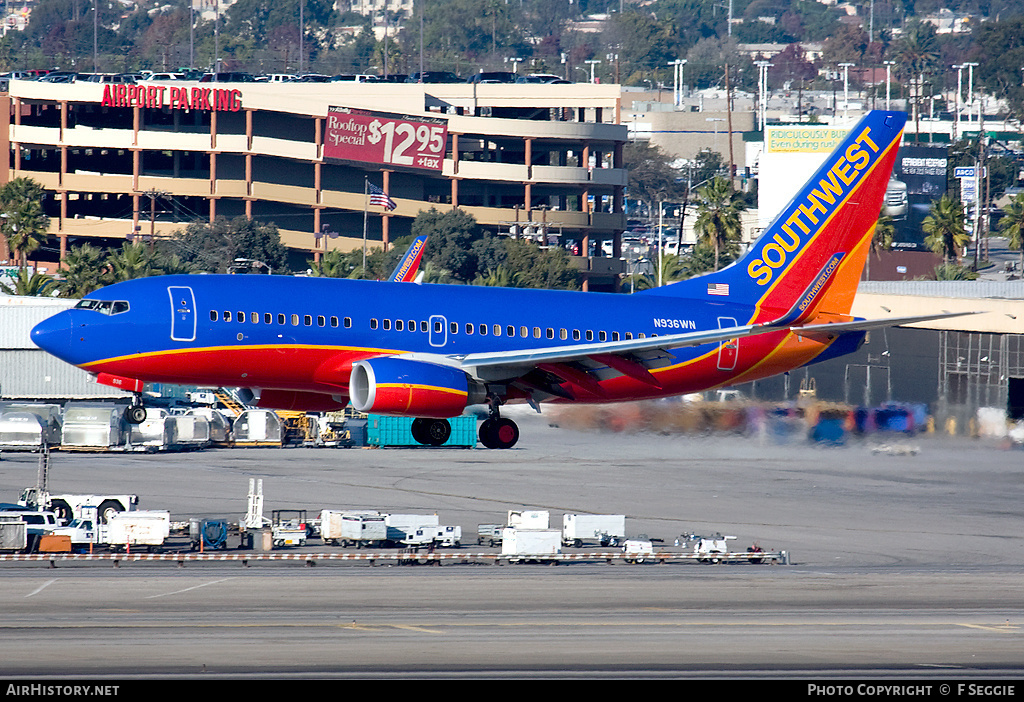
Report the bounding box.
[140,189,169,252]
[725,62,735,191]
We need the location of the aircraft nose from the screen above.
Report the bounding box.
[31,310,74,360]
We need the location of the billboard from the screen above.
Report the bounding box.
[324,107,448,172]
[889,144,948,251]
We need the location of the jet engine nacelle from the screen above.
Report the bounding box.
[350,357,486,418]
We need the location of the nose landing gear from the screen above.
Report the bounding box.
[124,397,147,424]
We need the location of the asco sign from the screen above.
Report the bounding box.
[324,106,447,172]
[100,84,243,112]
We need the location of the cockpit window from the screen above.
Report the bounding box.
[74,299,130,315]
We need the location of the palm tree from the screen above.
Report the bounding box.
[0,178,51,271]
[923,194,969,265]
[106,243,159,283]
[693,176,745,271]
[999,193,1024,275]
[472,264,519,287]
[58,244,109,298]
[309,249,354,278]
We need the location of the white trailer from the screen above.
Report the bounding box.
[320,512,387,548]
[507,510,549,529]
[383,513,439,544]
[501,528,562,561]
[400,525,461,549]
[562,514,626,547]
[105,510,170,551]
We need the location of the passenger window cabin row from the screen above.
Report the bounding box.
[369,317,648,342]
[210,309,650,343]
[209,310,352,328]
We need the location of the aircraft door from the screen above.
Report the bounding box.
[717,316,738,371]
[169,286,197,342]
[429,315,447,348]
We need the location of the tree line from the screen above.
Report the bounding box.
[2,2,1024,117]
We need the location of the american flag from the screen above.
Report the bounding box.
[368,182,397,211]
[707,282,730,296]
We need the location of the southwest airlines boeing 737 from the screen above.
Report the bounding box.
[31,110,959,449]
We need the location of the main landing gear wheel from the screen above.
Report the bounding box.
[411,418,451,446]
[479,417,519,450]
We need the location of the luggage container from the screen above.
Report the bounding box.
[188,407,231,445]
[0,514,27,552]
[0,403,62,450]
[173,412,211,448]
[60,403,127,450]
[127,407,177,450]
[367,415,477,447]
[233,410,283,446]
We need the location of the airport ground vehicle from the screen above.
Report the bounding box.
[189,518,229,550]
[562,514,626,547]
[383,513,439,544]
[18,488,138,524]
[318,510,386,548]
[271,510,309,547]
[622,539,654,563]
[50,517,98,547]
[401,525,462,549]
[477,524,504,547]
[693,534,737,563]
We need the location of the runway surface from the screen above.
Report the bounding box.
[1,409,1022,677]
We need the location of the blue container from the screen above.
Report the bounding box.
[810,417,846,445]
[367,415,477,447]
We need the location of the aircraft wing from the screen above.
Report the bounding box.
[459,311,977,371]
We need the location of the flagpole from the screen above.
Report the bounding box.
[362,178,369,275]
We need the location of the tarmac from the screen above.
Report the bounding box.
[0,408,1022,677]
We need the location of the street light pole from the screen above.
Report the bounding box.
[754,61,772,131]
[585,60,601,84]
[964,61,979,126]
[839,62,855,121]
[884,60,895,111]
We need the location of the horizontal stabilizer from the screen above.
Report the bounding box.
[790,311,980,337]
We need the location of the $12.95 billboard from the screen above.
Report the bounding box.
[324,107,448,172]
